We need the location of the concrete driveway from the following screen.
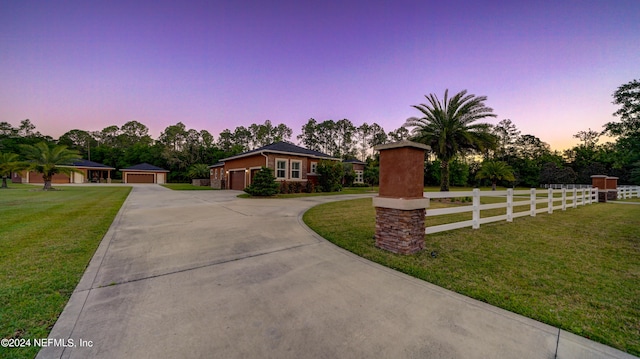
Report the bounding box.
[38,185,636,359]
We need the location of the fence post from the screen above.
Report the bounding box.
[548,188,553,214]
[562,188,567,210]
[472,188,480,229]
[581,188,586,205]
[507,188,513,222]
[530,188,536,217]
[572,188,578,208]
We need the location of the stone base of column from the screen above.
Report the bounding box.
[598,191,608,203]
[375,207,425,254]
[607,189,618,201]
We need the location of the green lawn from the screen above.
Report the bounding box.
[161,183,217,190]
[0,184,131,359]
[303,198,640,355]
[617,197,640,203]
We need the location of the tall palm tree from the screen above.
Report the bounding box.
[405,89,497,191]
[20,142,81,190]
[0,152,25,189]
[476,160,516,190]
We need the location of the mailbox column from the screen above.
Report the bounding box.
[373,141,430,254]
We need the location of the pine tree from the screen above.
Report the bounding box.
[244,167,279,196]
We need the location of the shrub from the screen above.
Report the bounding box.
[244,167,279,196]
[305,181,315,193]
[279,180,289,194]
[342,163,355,186]
[317,160,343,192]
[290,181,303,193]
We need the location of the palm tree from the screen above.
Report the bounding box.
[187,163,210,179]
[20,142,81,190]
[0,152,25,189]
[476,160,516,190]
[405,89,497,191]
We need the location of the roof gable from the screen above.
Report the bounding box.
[58,159,115,169]
[343,158,366,165]
[71,159,115,169]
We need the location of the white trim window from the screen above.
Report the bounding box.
[291,160,302,179]
[310,162,317,174]
[355,170,364,184]
[276,159,287,179]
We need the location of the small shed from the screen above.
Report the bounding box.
[120,163,169,184]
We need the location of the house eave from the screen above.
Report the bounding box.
[120,169,169,173]
[58,165,116,170]
[220,150,339,162]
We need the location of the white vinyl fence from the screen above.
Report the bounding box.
[618,186,640,199]
[423,188,598,235]
[540,184,591,189]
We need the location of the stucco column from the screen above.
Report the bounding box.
[372,141,430,255]
[606,176,618,201]
[591,175,608,202]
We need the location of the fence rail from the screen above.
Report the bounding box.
[618,186,640,199]
[540,183,592,189]
[423,188,598,235]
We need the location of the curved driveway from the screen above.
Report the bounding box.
[38,185,635,359]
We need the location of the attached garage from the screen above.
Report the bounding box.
[229,170,246,190]
[120,163,169,184]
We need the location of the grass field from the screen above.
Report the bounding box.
[0,184,131,359]
[303,198,640,355]
[617,197,640,203]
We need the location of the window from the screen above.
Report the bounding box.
[310,162,317,174]
[276,159,287,179]
[291,161,301,179]
[355,170,364,184]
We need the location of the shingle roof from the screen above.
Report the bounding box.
[120,163,169,172]
[70,159,115,169]
[220,142,336,162]
[343,158,366,165]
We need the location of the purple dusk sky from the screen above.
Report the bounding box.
[1,0,638,150]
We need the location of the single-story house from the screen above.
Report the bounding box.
[210,142,338,190]
[120,163,169,184]
[13,159,115,184]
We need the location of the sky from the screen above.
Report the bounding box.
[1,0,638,150]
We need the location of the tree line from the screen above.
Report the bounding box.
[1,79,638,187]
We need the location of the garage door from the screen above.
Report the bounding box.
[229,171,245,190]
[127,174,155,183]
[52,173,71,184]
[28,172,69,183]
